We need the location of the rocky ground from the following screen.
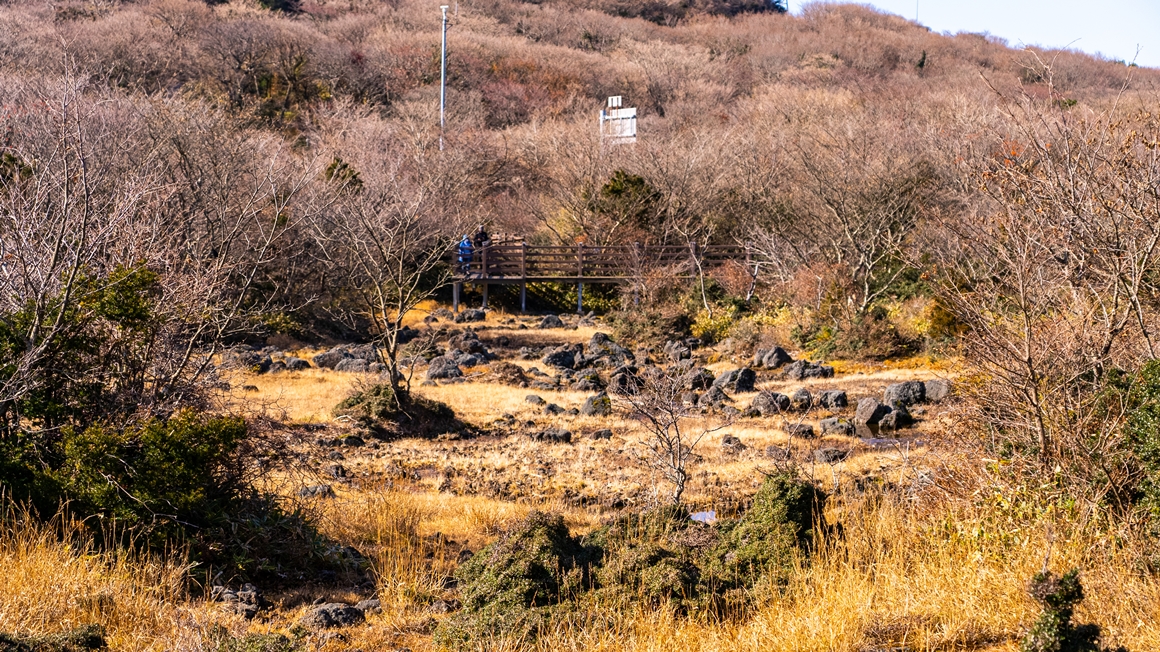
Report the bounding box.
[208,308,958,647]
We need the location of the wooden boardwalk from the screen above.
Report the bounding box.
[451,242,754,312]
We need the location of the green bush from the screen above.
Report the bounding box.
[439,475,826,646]
[1127,360,1160,523]
[588,505,706,611]
[1020,569,1126,652]
[434,512,595,649]
[2,408,350,582]
[0,263,352,582]
[0,265,161,439]
[334,383,461,439]
[701,472,824,605]
[455,511,591,611]
[335,383,402,422]
[55,410,248,540]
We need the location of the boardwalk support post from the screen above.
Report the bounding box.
[745,241,758,302]
[520,242,528,313]
[481,244,489,309]
[577,242,585,314]
[453,281,460,312]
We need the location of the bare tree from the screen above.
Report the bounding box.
[615,369,736,504]
[0,76,176,425]
[740,108,944,319]
[0,73,323,439]
[310,116,476,396]
[147,99,323,390]
[920,74,1160,509]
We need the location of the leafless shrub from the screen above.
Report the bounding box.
[614,369,736,504]
[920,71,1160,508]
[308,113,485,395]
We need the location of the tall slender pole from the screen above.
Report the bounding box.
[440,5,449,151]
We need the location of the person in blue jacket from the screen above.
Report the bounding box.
[457,235,473,276]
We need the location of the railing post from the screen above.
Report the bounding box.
[577,242,585,314]
[520,242,528,314]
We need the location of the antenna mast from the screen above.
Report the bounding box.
[440,5,449,151]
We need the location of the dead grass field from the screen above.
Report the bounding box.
[5,317,1157,652]
[7,486,1160,652]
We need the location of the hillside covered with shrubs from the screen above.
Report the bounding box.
[2,0,1160,650]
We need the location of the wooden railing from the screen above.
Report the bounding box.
[452,243,751,282]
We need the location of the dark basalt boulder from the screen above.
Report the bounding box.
[538,314,565,329]
[530,427,572,443]
[783,423,815,438]
[426,356,463,380]
[784,360,834,380]
[819,417,855,436]
[818,390,848,409]
[855,398,892,425]
[753,346,793,369]
[924,379,952,402]
[580,392,612,417]
[790,388,812,411]
[713,368,756,393]
[884,381,926,406]
[300,603,365,629]
[313,348,351,370]
[751,391,791,416]
[454,309,486,323]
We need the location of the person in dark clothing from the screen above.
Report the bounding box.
[473,225,491,276]
[473,225,490,248]
[457,234,473,276]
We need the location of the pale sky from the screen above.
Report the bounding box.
[794,0,1160,69]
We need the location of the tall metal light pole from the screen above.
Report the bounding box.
[440,5,449,151]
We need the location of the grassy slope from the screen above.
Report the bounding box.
[2,1,1158,648]
[4,310,1159,651]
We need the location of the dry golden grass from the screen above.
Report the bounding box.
[7,487,1160,651]
[287,490,1160,652]
[228,362,945,515]
[0,509,205,651]
[16,339,1160,652]
[224,367,358,423]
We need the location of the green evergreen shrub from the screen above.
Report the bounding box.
[1126,360,1160,522]
[56,410,248,538]
[438,474,826,646]
[587,505,706,611]
[334,382,460,439]
[1021,569,1126,652]
[434,512,595,648]
[704,473,822,586]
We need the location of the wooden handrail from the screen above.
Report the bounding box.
[451,241,756,282]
